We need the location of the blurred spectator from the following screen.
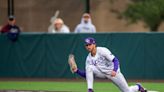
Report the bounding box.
[0,15,21,42]
[74,13,96,33]
[48,18,70,33]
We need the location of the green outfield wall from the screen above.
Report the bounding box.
[0,33,164,79]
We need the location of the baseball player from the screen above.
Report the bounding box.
[68,37,147,92]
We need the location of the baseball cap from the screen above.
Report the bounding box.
[85,37,96,45]
[83,13,90,18]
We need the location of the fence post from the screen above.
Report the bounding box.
[8,0,14,16]
[85,0,90,13]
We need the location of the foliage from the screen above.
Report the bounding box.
[123,0,164,31]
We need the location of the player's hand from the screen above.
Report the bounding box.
[72,67,78,73]
[111,71,116,77]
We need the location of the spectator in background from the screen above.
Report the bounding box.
[48,18,70,33]
[74,13,96,33]
[0,15,21,42]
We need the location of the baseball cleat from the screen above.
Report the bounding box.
[88,89,94,92]
[136,83,147,92]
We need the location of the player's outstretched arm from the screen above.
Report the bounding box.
[111,57,119,77]
[76,69,86,78]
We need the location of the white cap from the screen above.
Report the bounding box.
[83,13,90,18]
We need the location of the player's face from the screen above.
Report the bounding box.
[85,44,96,52]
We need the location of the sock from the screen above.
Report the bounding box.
[136,84,142,91]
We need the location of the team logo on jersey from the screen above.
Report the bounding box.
[89,56,105,66]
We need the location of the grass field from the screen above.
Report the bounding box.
[0,81,163,92]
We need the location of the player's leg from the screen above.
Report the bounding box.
[86,65,106,92]
[127,83,147,92]
[86,65,94,92]
[106,69,139,92]
[136,83,147,92]
[109,70,147,92]
[75,65,106,92]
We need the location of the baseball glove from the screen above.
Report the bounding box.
[68,54,77,73]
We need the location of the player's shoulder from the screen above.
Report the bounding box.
[97,46,112,55]
[97,46,109,51]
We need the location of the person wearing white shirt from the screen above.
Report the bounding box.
[74,13,96,33]
[48,18,70,33]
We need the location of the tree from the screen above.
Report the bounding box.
[123,0,164,31]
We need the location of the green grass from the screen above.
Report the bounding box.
[0,81,163,92]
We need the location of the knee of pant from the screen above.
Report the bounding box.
[86,65,93,73]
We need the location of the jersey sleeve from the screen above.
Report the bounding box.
[100,47,115,62]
